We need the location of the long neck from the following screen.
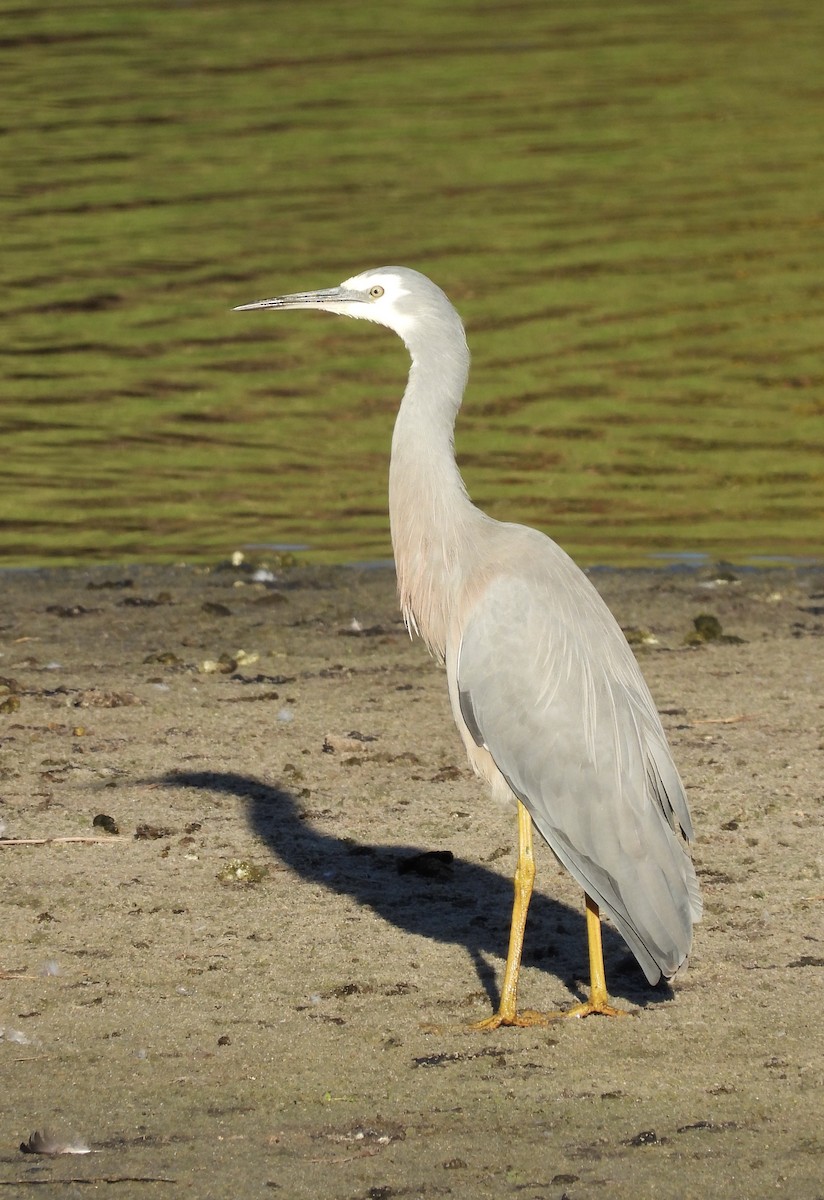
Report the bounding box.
[388,324,482,659]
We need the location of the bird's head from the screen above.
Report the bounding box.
[234,266,465,353]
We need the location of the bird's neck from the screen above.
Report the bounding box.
[388,334,483,659]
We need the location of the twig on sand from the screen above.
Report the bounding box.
[0,1178,177,1186]
[0,836,121,847]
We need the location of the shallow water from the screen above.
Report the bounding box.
[2,1,823,567]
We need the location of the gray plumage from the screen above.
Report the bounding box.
[236,266,701,1008]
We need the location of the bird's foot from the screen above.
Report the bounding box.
[471,1007,564,1030]
[560,998,630,1019]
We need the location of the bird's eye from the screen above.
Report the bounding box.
[369,285,385,299]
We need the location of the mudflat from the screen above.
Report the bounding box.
[1,561,821,1198]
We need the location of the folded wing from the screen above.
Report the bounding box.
[455,543,701,984]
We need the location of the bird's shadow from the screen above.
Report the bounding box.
[165,770,671,1013]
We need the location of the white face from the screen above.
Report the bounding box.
[336,269,416,338]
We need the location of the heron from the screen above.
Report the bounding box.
[235,267,702,1025]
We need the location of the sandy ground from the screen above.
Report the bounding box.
[0,560,822,1200]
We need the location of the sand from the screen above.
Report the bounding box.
[0,560,822,1199]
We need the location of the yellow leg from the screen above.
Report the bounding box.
[473,806,627,1028]
[560,894,627,1019]
[473,801,547,1029]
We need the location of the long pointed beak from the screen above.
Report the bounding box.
[233,286,359,312]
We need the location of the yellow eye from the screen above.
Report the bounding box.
[369,285,384,299]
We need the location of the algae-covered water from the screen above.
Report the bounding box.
[2,1,823,567]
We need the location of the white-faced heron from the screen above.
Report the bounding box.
[235,267,702,1025]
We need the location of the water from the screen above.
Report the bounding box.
[2,1,822,568]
